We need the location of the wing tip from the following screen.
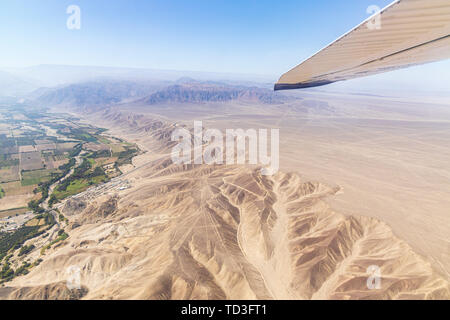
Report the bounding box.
[274,80,335,91]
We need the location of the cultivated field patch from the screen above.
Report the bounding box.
[19,145,36,153]
[0,207,28,219]
[34,139,53,145]
[35,143,56,152]
[20,151,44,171]
[56,142,78,151]
[85,142,110,152]
[0,154,19,168]
[21,169,56,186]
[0,166,20,183]
[0,146,18,155]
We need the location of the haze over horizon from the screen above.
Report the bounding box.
[1,0,449,94]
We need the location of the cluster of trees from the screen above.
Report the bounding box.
[66,128,97,143]
[41,229,68,255]
[0,257,14,281]
[68,143,83,158]
[27,200,44,214]
[0,212,55,256]
[1,256,37,282]
[89,149,111,158]
[59,158,76,173]
[35,212,56,226]
[115,147,139,167]
[29,144,82,212]
[57,158,106,193]
[0,225,42,259]
[18,244,35,256]
[58,213,68,223]
[56,159,90,192]
[0,212,56,282]
[13,261,31,277]
[48,155,106,207]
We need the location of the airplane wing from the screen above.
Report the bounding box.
[275,0,450,90]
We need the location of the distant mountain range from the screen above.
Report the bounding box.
[30,80,291,109]
[2,64,275,90]
[141,83,290,105]
[31,81,163,108]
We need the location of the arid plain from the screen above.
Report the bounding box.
[1,85,449,299]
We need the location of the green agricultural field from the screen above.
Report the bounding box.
[95,135,111,144]
[0,112,140,213]
[51,158,109,202]
[21,169,57,186]
[64,128,98,143]
[110,144,126,154]
[52,175,107,201]
[52,179,89,200]
[115,146,140,166]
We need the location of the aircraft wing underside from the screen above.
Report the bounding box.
[275,0,450,90]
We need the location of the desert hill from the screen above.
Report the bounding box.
[2,108,448,300]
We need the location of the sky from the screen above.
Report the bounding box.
[0,0,449,91]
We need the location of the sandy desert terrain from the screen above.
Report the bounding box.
[117,89,450,278]
[2,91,449,299]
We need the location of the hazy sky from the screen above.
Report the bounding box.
[0,0,449,90]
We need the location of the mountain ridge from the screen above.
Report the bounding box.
[30,81,292,109]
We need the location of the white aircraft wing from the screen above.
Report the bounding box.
[275,0,450,90]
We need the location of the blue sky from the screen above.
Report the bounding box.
[0,0,449,90]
